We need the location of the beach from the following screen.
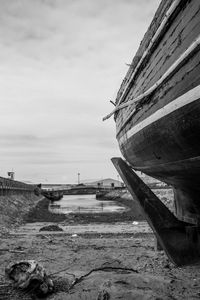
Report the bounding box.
[0,192,200,299]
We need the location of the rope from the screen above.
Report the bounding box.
[102,0,182,122]
[103,34,200,129]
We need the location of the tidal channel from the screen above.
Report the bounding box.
[49,194,126,214]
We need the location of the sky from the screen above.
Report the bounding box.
[0,0,160,184]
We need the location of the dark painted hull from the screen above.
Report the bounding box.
[115,0,200,223]
[120,99,200,185]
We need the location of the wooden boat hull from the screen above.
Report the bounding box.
[114,0,200,224]
[42,191,63,202]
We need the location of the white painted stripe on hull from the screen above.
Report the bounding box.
[119,84,200,146]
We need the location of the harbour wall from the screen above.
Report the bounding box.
[0,176,36,196]
[0,177,42,233]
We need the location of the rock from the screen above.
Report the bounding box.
[39,225,63,232]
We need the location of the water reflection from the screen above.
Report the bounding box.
[49,194,126,214]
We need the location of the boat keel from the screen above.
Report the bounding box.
[112,157,200,266]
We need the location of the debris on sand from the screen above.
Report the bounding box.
[132,221,139,225]
[71,234,78,238]
[39,224,63,232]
[5,260,54,296]
[97,289,110,300]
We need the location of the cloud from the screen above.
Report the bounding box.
[0,0,160,182]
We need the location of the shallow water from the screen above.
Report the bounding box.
[48,194,126,214]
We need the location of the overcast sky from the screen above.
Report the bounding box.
[0,0,160,184]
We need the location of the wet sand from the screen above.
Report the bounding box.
[0,196,200,299]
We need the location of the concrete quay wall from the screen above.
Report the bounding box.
[0,177,42,233]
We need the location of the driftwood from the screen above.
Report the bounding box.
[0,249,25,254]
[5,260,54,296]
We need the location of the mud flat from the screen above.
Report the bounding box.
[0,190,200,299]
[1,223,200,299]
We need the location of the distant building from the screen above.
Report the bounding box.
[41,184,72,190]
[86,178,124,188]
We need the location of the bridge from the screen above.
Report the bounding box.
[41,183,124,196]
